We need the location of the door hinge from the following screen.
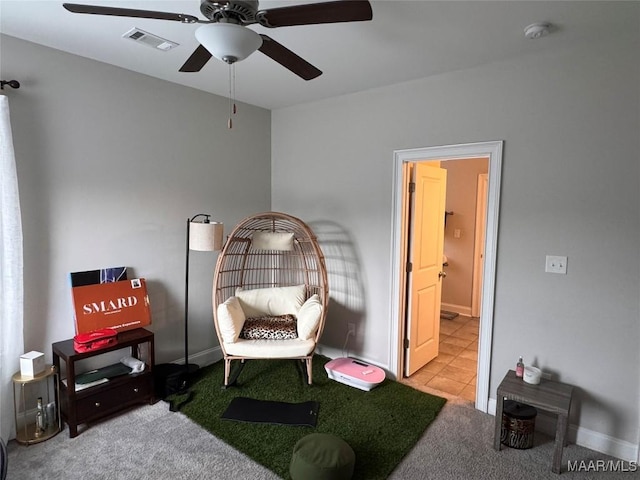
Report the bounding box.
[406,262,412,273]
[408,181,415,193]
[404,338,409,349]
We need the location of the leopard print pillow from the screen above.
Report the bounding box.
[240,314,298,340]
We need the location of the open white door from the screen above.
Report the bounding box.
[404,163,447,376]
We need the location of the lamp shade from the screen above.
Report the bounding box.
[189,221,224,251]
[195,23,263,64]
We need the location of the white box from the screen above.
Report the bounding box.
[20,351,45,377]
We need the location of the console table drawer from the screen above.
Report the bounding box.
[76,376,151,422]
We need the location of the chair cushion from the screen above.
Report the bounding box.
[290,433,355,480]
[240,314,298,340]
[236,284,306,317]
[296,294,322,340]
[223,338,316,358]
[216,296,246,343]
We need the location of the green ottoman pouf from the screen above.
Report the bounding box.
[290,433,355,480]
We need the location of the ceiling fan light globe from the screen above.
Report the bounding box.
[195,23,262,63]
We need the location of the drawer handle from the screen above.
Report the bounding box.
[95,402,101,407]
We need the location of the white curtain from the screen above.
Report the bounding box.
[0,95,24,441]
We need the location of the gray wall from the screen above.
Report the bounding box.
[2,35,271,364]
[441,158,489,313]
[271,24,639,452]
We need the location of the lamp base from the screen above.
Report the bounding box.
[184,363,200,375]
[182,363,200,382]
[154,363,198,399]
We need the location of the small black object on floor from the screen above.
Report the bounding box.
[221,397,319,427]
[440,310,459,320]
[154,363,198,411]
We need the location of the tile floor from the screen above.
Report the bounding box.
[401,314,479,402]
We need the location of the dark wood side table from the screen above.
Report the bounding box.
[494,370,574,474]
[52,328,155,438]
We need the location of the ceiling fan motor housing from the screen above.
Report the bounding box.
[200,0,258,23]
[195,23,263,63]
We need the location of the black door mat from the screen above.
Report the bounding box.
[221,397,319,427]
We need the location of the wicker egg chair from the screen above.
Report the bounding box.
[213,212,328,386]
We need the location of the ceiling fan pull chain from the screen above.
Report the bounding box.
[232,63,237,115]
[228,64,233,129]
[227,63,238,129]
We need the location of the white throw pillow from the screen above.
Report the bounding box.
[296,294,322,340]
[236,284,306,317]
[216,296,246,343]
[252,231,294,251]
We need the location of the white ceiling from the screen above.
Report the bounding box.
[0,1,635,110]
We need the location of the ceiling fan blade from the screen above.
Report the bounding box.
[179,45,213,73]
[258,35,322,81]
[257,0,372,28]
[63,3,201,23]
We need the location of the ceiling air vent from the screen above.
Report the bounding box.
[123,28,179,51]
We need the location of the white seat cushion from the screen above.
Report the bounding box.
[223,338,316,358]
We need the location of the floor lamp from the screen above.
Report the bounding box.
[184,214,224,375]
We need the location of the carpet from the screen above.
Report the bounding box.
[171,355,446,480]
[221,397,319,427]
[8,397,633,480]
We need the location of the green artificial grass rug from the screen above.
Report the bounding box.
[170,355,446,480]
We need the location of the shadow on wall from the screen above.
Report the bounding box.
[308,221,366,354]
[143,279,184,363]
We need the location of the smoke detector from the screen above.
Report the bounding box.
[123,28,179,51]
[524,23,552,40]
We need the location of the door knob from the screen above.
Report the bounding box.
[438,271,447,279]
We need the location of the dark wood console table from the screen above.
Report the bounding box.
[52,328,155,438]
[494,370,574,474]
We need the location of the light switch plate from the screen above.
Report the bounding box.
[545,255,567,274]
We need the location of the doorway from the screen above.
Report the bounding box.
[389,141,503,413]
[404,158,488,401]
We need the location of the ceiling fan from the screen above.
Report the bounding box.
[62,1,373,80]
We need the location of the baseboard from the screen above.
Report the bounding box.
[441,302,472,317]
[315,345,393,378]
[187,345,389,373]
[314,344,340,360]
[174,346,223,369]
[188,345,392,380]
[487,398,639,462]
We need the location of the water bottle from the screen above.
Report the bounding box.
[35,397,45,437]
